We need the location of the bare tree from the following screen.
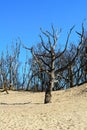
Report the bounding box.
[0,52,9,94]
[9,41,21,90]
[23,25,75,103]
[0,40,21,92]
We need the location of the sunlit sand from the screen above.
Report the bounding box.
[0,83,87,130]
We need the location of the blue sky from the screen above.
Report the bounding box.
[0,0,87,61]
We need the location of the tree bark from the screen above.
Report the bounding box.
[44,82,52,104]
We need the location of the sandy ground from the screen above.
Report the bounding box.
[0,84,87,130]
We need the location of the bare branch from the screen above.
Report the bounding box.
[46,25,61,49]
[21,42,32,51]
[35,53,51,58]
[31,47,42,68]
[38,56,51,69]
[39,35,50,53]
[55,23,84,74]
[76,22,85,46]
[55,25,75,59]
[40,28,52,48]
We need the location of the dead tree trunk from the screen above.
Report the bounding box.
[0,81,9,94]
[44,81,52,103]
[3,81,9,94]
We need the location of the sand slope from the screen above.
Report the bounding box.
[0,84,87,130]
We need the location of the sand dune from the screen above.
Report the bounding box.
[0,84,87,130]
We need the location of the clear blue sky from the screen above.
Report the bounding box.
[0,0,87,60]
